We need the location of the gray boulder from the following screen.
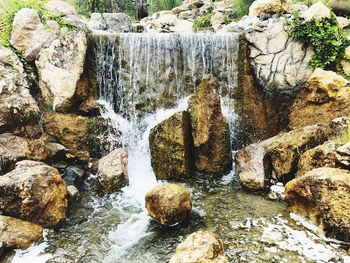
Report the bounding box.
[89,13,132,32]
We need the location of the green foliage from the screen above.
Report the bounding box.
[193,12,214,32]
[149,0,182,15]
[43,100,53,112]
[335,120,350,144]
[287,13,350,70]
[232,0,255,20]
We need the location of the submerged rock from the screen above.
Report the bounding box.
[98,148,128,193]
[188,75,232,174]
[0,160,68,228]
[0,215,43,249]
[285,167,350,241]
[145,184,192,225]
[249,0,293,17]
[169,230,228,263]
[149,111,194,180]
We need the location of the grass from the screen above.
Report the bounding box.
[336,120,350,144]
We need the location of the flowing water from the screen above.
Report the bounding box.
[12,33,350,263]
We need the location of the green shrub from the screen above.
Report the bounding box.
[193,12,214,32]
[287,13,350,70]
[232,0,255,20]
[149,0,182,15]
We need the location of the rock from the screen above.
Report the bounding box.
[36,30,87,112]
[0,160,68,228]
[248,0,293,17]
[78,99,101,116]
[45,0,77,16]
[67,185,80,201]
[336,142,350,167]
[98,149,128,193]
[266,183,285,201]
[149,111,193,180]
[145,184,192,225]
[140,12,193,33]
[63,166,85,188]
[289,69,350,128]
[0,134,50,175]
[45,142,68,162]
[297,141,340,178]
[10,8,59,61]
[245,18,313,97]
[0,46,40,133]
[0,215,43,249]
[211,12,226,32]
[169,230,229,263]
[301,2,331,22]
[285,167,350,241]
[89,13,132,32]
[265,124,329,182]
[188,75,232,174]
[341,46,350,75]
[337,16,350,29]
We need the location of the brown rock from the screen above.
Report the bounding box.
[145,184,192,225]
[0,160,68,228]
[285,167,350,241]
[0,215,43,249]
[188,75,232,174]
[249,0,293,17]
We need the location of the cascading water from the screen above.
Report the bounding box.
[12,32,350,263]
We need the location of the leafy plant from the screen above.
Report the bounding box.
[149,0,182,15]
[193,12,214,32]
[287,12,350,70]
[232,0,255,20]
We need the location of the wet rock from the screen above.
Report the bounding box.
[10,8,59,61]
[266,183,285,201]
[248,0,293,17]
[45,0,77,16]
[0,161,68,228]
[0,46,40,133]
[45,142,68,162]
[188,75,232,174]
[67,185,80,201]
[36,30,87,112]
[289,69,350,129]
[301,2,331,22]
[89,13,132,32]
[98,149,128,193]
[145,184,192,225]
[285,167,350,241]
[149,111,193,180]
[0,215,43,249]
[78,99,101,116]
[169,230,228,263]
[63,166,85,188]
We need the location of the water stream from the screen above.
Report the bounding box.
[12,33,350,263]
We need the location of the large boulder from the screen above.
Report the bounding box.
[285,167,350,241]
[145,184,192,225]
[0,46,40,133]
[149,111,194,180]
[36,30,87,112]
[98,148,128,193]
[301,2,331,22]
[0,215,43,249]
[10,8,59,61]
[248,0,293,17]
[89,13,132,32]
[169,230,229,263]
[0,160,68,228]
[188,75,232,174]
[288,69,350,129]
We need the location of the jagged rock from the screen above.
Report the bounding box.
[10,8,59,61]
[336,142,350,167]
[265,124,329,182]
[0,46,40,133]
[297,141,340,178]
[63,166,85,188]
[98,149,128,193]
[188,75,232,174]
[36,30,87,112]
[285,167,350,241]
[0,215,43,249]
[67,185,80,201]
[0,160,68,228]
[89,13,132,32]
[149,111,193,180]
[45,0,77,16]
[145,184,192,225]
[245,18,313,97]
[248,0,293,17]
[169,230,228,263]
[301,2,331,22]
[0,134,50,175]
[289,69,350,128]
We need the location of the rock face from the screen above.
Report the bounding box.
[10,8,59,61]
[249,0,293,17]
[98,148,128,193]
[149,111,193,180]
[245,19,313,97]
[89,13,132,32]
[0,215,43,249]
[169,230,229,263]
[188,76,232,174]
[36,31,87,112]
[0,46,40,133]
[285,167,350,241]
[289,69,350,128]
[0,161,68,228]
[145,184,192,225]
